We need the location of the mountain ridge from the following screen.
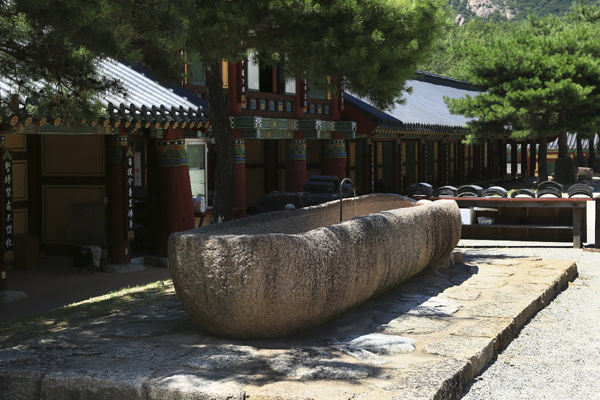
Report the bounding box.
[451,0,573,22]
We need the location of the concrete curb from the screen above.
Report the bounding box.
[432,262,577,400]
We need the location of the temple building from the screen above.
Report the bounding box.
[0,56,507,283]
[341,72,507,194]
[183,61,507,216]
[182,56,356,215]
[0,59,208,288]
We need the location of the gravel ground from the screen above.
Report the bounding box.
[458,241,600,399]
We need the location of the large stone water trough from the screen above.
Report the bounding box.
[169,194,461,339]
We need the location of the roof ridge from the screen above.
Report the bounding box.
[415,71,479,91]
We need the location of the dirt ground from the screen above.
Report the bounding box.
[0,257,170,323]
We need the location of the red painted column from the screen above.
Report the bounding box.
[110,135,131,264]
[155,137,194,257]
[233,139,247,218]
[228,62,242,115]
[286,139,307,192]
[322,139,347,180]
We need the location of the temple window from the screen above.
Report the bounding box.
[187,55,205,86]
[259,64,274,92]
[247,53,295,95]
[309,76,327,99]
[186,139,208,199]
[247,55,260,91]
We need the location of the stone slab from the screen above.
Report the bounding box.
[0,258,577,400]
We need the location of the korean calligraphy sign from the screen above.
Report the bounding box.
[126,146,135,241]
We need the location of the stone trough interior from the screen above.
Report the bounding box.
[186,194,420,236]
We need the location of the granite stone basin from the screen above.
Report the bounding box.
[168,194,461,339]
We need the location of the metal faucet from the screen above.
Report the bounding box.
[339,177,356,223]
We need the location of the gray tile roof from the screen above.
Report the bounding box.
[99,59,205,111]
[390,77,478,126]
[547,133,599,150]
[345,72,479,132]
[1,58,207,126]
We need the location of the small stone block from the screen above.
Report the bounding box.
[452,251,463,265]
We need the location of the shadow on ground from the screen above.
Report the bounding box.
[0,262,477,390]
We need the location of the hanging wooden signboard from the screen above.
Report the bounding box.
[303,78,309,112]
[0,145,12,290]
[3,149,13,260]
[126,146,135,241]
[240,59,247,103]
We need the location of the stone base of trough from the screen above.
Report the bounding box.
[0,257,577,400]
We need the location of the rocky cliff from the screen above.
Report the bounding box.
[452,0,571,23]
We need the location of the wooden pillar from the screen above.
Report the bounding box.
[511,141,518,180]
[458,142,465,185]
[529,139,537,178]
[286,139,307,192]
[473,144,482,182]
[155,134,195,257]
[573,207,583,249]
[417,141,425,182]
[0,144,13,291]
[109,135,131,265]
[588,136,596,171]
[499,139,507,180]
[393,139,401,193]
[228,62,242,115]
[595,198,600,249]
[521,141,529,177]
[367,140,374,193]
[233,139,247,218]
[487,141,494,180]
[263,140,278,194]
[323,139,347,180]
[399,139,405,192]
[439,142,447,185]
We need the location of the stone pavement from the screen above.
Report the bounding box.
[458,243,600,400]
[0,257,576,400]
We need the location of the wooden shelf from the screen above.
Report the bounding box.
[433,197,591,208]
[466,224,572,230]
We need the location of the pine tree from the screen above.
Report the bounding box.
[446,12,600,182]
[5,0,447,221]
[182,0,447,221]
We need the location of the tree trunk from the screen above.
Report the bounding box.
[576,134,585,167]
[558,132,568,159]
[555,132,575,183]
[590,134,597,171]
[206,59,234,223]
[538,136,548,182]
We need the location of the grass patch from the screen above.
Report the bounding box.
[0,279,174,348]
